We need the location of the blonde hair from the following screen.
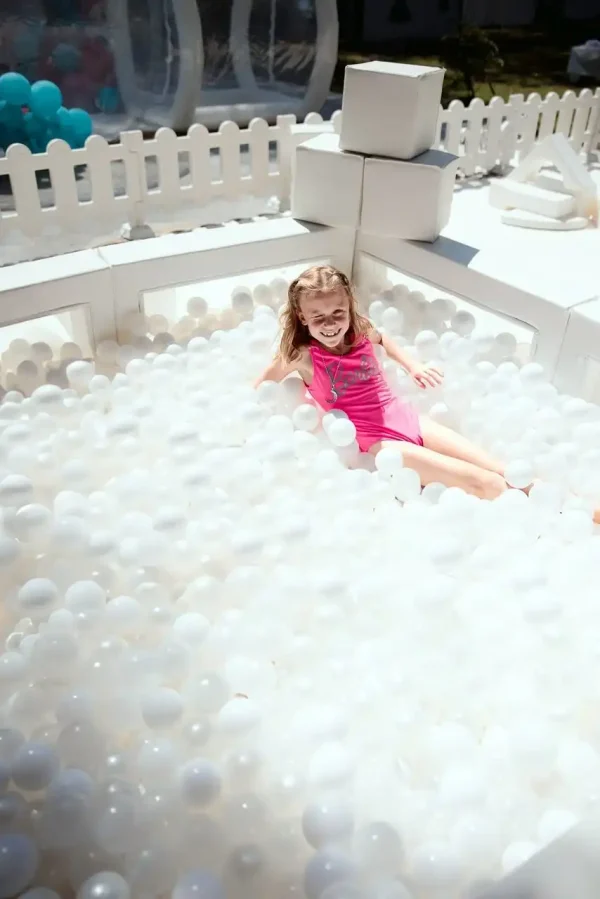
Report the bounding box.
[279,265,370,363]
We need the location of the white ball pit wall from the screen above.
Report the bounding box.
[0,217,600,898]
[355,233,584,382]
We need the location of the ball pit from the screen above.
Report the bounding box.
[0,273,599,899]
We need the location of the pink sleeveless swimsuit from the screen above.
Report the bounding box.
[306,337,422,453]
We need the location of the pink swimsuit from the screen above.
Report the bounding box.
[306,337,423,453]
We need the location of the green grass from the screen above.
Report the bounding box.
[334,23,600,104]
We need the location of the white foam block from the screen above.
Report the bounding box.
[508,132,598,221]
[290,122,335,151]
[291,133,364,229]
[532,168,574,195]
[339,62,445,160]
[360,149,459,242]
[490,179,577,218]
[501,208,590,230]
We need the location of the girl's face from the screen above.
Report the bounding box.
[298,289,351,349]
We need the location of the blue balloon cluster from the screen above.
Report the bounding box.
[0,72,93,154]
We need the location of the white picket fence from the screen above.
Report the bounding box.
[0,87,599,243]
[437,88,600,177]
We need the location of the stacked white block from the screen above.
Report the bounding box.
[362,149,459,242]
[339,61,445,160]
[291,61,458,243]
[291,133,365,229]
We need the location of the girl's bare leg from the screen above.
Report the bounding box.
[411,420,600,524]
[374,440,507,501]
[419,416,505,476]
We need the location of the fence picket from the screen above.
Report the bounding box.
[517,94,542,161]
[219,121,243,200]
[483,96,506,170]
[462,97,486,175]
[155,128,183,207]
[86,134,117,221]
[119,130,149,228]
[3,144,44,236]
[46,140,81,229]
[570,89,594,152]
[556,90,577,137]
[442,100,465,157]
[248,118,271,196]
[274,114,297,202]
[304,112,324,125]
[586,88,600,153]
[188,123,212,205]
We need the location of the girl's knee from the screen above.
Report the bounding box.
[470,468,507,500]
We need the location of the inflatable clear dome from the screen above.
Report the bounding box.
[0,0,337,140]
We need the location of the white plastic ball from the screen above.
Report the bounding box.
[292,403,320,432]
[375,445,403,477]
[302,799,355,850]
[76,872,131,899]
[381,307,403,332]
[504,460,534,490]
[172,871,224,899]
[216,698,260,736]
[328,419,357,448]
[304,851,358,899]
[0,834,39,898]
[391,467,421,502]
[141,689,184,729]
[179,758,222,808]
[18,579,59,613]
[11,741,60,791]
[308,742,354,790]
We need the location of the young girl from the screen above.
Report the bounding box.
[255,264,521,502]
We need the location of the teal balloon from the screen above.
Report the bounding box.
[24,112,44,134]
[52,43,81,74]
[56,106,76,146]
[0,103,24,126]
[30,81,63,120]
[0,72,31,107]
[68,107,93,147]
[13,29,42,65]
[97,85,120,114]
[0,102,27,147]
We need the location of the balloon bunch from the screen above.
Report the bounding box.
[0,72,94,155]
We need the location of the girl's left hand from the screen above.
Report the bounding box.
[409,364,444,390]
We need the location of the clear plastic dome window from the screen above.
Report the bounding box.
[0,0,337,139]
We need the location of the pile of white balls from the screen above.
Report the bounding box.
[0,277,599,899]
[0,340,88,399]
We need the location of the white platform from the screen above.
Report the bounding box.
[555,296,600,402]
[357,168,600,377]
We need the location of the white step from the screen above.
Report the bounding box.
[501,208,590,230]
[490,178,577,218]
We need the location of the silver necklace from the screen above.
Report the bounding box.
[321,349,343,404]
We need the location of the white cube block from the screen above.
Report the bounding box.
[360,149,459,242]
[489,179,577,218]
[340,62,444,160]
[291,133,364,229]
[290,122,335,152]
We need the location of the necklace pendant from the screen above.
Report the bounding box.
[330,388,338,403]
